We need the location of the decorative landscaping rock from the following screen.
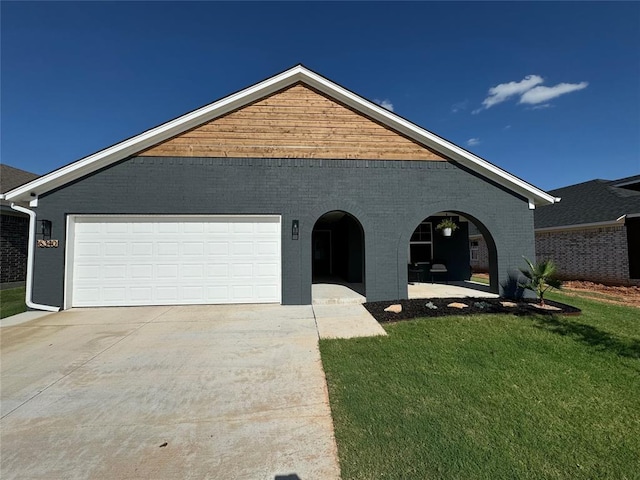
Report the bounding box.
[530,303,562,312]
[364,297,581,323]
[500,301,518,308]
[447,302,469,309]
[384,304,402,313]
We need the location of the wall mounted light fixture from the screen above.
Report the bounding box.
[39,219,52,239]
[292,220,299,240]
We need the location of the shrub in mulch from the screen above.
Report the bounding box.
[364,297,581,323]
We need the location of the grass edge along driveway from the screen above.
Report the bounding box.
[320,292,640,479]
[0,287,27,319]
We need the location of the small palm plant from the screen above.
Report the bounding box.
[519,257,562,306]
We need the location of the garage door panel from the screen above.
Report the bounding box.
[231,264,253,278]
[256,263,279,277]
[232,242,254,256]
[130,265,152,280]
[182,242,205,256]
[181,264,204,280]
[158,242,179,256]
[106,223,128,234]
[183,222,205,233]
[103,287,127,301]
[130,287,152,302]
[207,242,229,255]
[182,286,204,301]
[157,223,179,234]
[157,264,179,279]
[233,223,254,234]
[105,243,127,256]
[208,222,230,234]
[257,285,279,301]
[156,286,179,301]
[71,216,281,307]
[76,242,101,257]
[257,241,279,255]
[131,242,153,256]
[231,285,254,301]
[75,265,100,280]
[207,263,229,277]
[105,265,128,280]
[132,223,153,234]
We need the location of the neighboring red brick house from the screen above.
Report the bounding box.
[471,175,640,286]
[0,165,39,285]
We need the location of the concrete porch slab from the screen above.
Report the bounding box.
[409,281,499,299]
[312,283,365,305]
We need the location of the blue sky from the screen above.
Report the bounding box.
[2,1,638,191]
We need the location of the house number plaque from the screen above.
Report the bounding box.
[37,240,59,248]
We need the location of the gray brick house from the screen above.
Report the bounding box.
[1,65,557,310]
[0,165,39,285]
[471,175,640,286]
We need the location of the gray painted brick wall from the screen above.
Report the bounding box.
[31,157,535,307]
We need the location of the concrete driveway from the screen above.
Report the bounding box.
[1,305,341,479]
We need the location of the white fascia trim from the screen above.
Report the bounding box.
[4,65,556,206]
[535,220,623,233]
[616,213,640,222]
[10,204,60,312]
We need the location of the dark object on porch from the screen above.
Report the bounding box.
[430,263,448,283]
[408,263,429,283]
[364,297,581,322]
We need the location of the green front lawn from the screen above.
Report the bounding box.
[0,287,27,318]
[320,292,640,479]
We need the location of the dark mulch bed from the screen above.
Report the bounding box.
[364,297,581,323]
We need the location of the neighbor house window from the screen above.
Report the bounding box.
[470,240,479,261]
[409,221,433,264]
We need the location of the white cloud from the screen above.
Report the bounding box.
[374,98,394,111]
[473,75,544,113]
[530,103,552,110]
[504,125,512,130]
[473,75,588,113]
[466,138,481,146]
[519,82,588,105]
[451,100,468,113]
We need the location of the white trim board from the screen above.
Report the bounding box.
[4,65,557,206]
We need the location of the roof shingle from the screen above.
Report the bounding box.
[534,177,640,228]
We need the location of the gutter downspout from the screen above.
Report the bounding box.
[10,203,60,312]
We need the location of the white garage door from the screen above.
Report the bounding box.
[68,216,281,307]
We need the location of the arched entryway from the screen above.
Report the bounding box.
[407,211,499,295]
[312,211,365,297]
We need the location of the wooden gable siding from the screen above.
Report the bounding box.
[140,84,448,161]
